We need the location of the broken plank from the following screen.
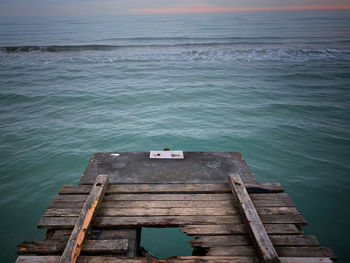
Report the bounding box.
[59,174,109,263]
[16,256,150,263]
[15,256,333,263]
[277,247,336,259]
[208,246,255,256]
[15,256,256,263]
[190,235,320,247]
[181,224,299,235]
[207,246,336,259]
[17,239,128,254]
[168,257,332,263]
[279,259,332,263]
[164,257,333,263]
[229,173,280,263]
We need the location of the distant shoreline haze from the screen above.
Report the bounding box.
[1,1,350,16]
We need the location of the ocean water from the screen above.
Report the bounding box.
[0,11,350,262]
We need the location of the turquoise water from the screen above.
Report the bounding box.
[0,11,350,262]
[141,228,194,259]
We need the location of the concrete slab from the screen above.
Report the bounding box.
[80,152,257,184]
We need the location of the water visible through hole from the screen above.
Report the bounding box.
[140,227,194,259]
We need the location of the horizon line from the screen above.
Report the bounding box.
[1,5,350,17]
[130,5,350,15]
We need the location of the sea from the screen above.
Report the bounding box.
[0,10,349,262]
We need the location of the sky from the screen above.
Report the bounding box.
[0,0,350,16]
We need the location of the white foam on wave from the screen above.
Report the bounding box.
[1,47,350,65]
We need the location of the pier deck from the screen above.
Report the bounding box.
[16,152,336,263]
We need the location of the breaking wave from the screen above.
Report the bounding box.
[1,44,350,63]
[0,43,280,52]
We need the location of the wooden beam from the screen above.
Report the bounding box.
[59,174,109,263]
[228,173,281,263]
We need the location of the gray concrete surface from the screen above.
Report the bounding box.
[80,152,257,185]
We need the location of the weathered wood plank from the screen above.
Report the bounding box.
[277,259,332,263]
[44,201,300,216]
[102,193,295,206]
[16,256,150,263]
[259,215,306,226]
[48,229,140,257]
[54,214,303,228]
[257,207,300,215]
[49,200,235,209]
[181,224,299,235]
[207,246,336,259]
[17,239,128,254]
[279,258,332,263]
[38,213,306,229]
[52,193,292,202]
[229,174,280,263]
[52,193,234,202]
[59,174,109,263]
[190,235,320,247]
[278,247,336,259]
[59,183,284,195]
[44,207,239,217]
[166,257,333,263]
[38,215,242,229]
[15,256,333,263]
[51,193,295,208]
[167,257,331,263]
[49,199,295,209]
[43,206,300,217]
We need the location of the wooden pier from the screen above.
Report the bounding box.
[16,152,336,263]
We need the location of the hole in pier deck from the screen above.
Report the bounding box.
[140,227,194,259]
